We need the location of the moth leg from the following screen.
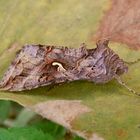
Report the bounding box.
[115,76,140,96]
[124,58,140,65]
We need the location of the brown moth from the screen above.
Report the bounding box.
[0,40,139,96]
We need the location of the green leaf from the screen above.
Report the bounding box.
[0,100,11,123]
[32,120,66,140]
[0,121,83,140]
[0,127,54,140]
[0,0,140,140]
[73,136,85,140]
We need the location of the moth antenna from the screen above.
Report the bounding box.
[115,76,140,96]
[124,58,140,65]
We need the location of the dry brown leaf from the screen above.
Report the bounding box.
[31,100,91,129]
[94,0,140,49]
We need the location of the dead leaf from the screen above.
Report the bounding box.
[31,100,91,129]
[94,0,140,49]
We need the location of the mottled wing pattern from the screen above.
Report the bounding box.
[0,41,128,91]
[71,40,128,83]
[0,45,58,91]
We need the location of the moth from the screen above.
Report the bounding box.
[0,40,139,96]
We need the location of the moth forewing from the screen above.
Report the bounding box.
[0,40,139,96]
